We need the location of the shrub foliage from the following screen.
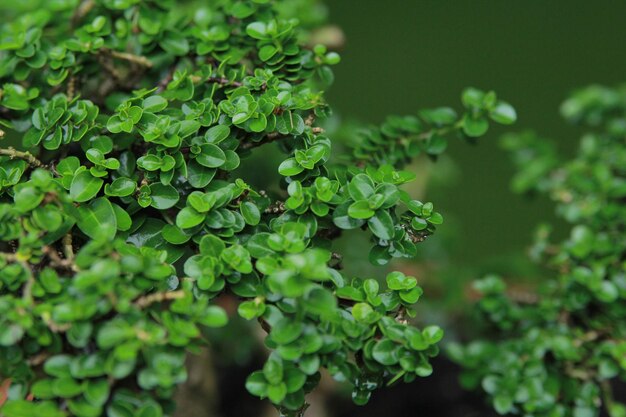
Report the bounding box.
[0,1,515,416]
[451,85,626,417]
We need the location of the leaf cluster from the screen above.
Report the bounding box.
[450,85,626,417]
[0,1,514,416]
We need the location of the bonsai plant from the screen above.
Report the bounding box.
[0,0,515,416]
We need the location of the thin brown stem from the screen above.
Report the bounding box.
[258,316,271,334]
[27,352,50,366]
[601,379,615,411]
[240,132,283,151]
[62,234,75,262]
[0,252,18,262]
[0,147,44,168]
[133,290,186,308]
[19,260,35,303]
[206,76,243,88]
[71,0,95,27]
[66,75,77,101]
[43,245,78,272]
[42,313,71,332]
[104,49,153,68]
[157,60,180,93]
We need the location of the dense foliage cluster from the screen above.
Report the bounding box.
[450,85,626,417]
[0,1,516,416]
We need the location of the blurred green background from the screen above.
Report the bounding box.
[324,0,626,293]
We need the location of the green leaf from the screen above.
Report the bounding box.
[70,170,103,202]
[205,125,230,144]
[376,183,400,208]
[462,87,485,108]
[596,280,618,303]
[348,174,375,200]
[428,212,443,225]
[149,183,179,209]
[278,158,304,176]
[302,287,337,317]
[372,339,398,365]
[53,377,84,398]
[57,156,80,176]
[0,324,24,346]
[142,95,168,112]
[422,326,444,344]
[179,120,201,138]
[160,32,190,55]
[419,107,457,125]
[246,371,268,397]
[176,207,205,229]
[232,111,250,125]
[386,271,417,290]
[196,144,226,168]
[570,225,594,258]
[136,403,163,417]
[462,114,489,137]
[490,101,517,124]
[84,379,110,406]
[259,44,278,61]
[43,355,72,378]
[411,217,428,231]
[106,115,124,133]
[187,191,216,212]
[407,328,428,350]
[204,306,228,327]
[348,200,375,219]
[399,286,422,304]
[426,135,448,155]
[240,201,261,225]
[31,380,55,399]
[246,22,268,39]
[271,318,304,345]
[352,302,376,323]
[162,224,191,244]
[493,395,513,414]
[77,197,117,241]
[137,155,162,171]
[221,244,253,273]
[187,160,216,188]
[199,235,226,256]
[238,300,266,320]
[1,401,36,417]
[112,203,131,231]
[32,107,45,129]
[96,321,131,349]
[267,383,287,403]
[284,368,306,393]
[104,177,135,197]
[14,185,43,212]
[249,114,267,132]
[368,210,394,240]
[333,203,366,229]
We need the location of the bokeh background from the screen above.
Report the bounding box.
[328,0,626,277]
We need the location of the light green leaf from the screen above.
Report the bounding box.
[70,170,103,202]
